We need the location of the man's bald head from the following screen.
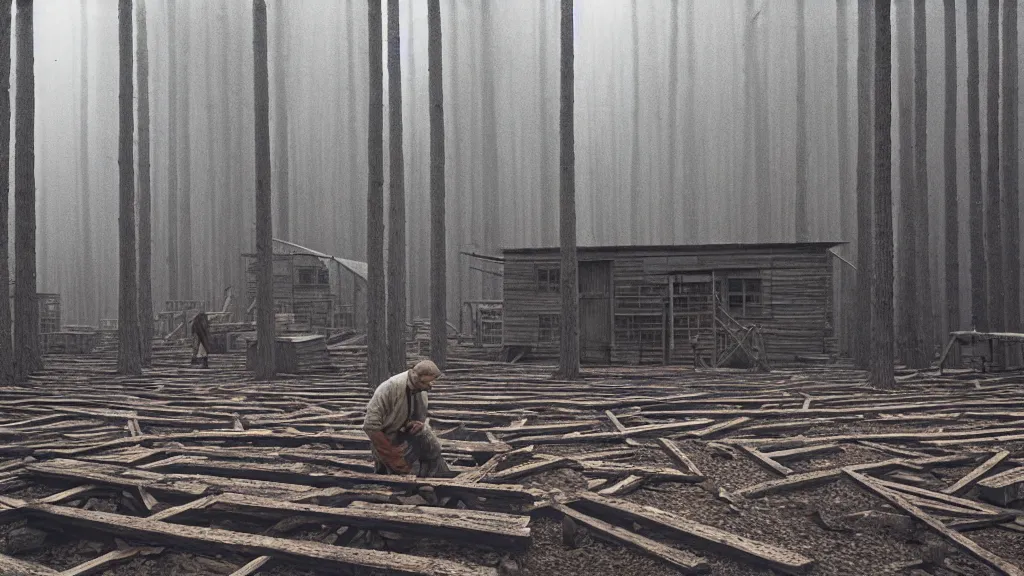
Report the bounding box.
[410,360,442,390]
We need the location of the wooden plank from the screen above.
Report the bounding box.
[36,485,98,505]
[843,469,1024,576]
[21,502,497,576]
[874,479,1013,516]
[598,475,645,496]
[738,445,793,476]
[573,492,814,575]
[205,493,530,549]
[685,417,751,439]
[229,556,271,576]
[59,547,164,576]
[943,451,1011,496]
[580,461,704,482]
[978,467,1024,506]
[655,438,704,479]
[147,495,220,522]
[761,443,843,462]
[455,445,535,484]
[0,553,59,576]
[605,411,641,447]
[483,456,579,483]
[552,505,709,574]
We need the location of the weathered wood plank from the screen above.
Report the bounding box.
[738,445,793,476]
[59,547,164,576]
[483,456,580,483]
[552,505,709,574]
[943,451,1011,496]
[597,475,645,496]
[655,438,705,479]
[978,467,1024,506]
[21,502,497,576]
[228,556,271,576]
[0,553,59,576]
[844,469,1024,576]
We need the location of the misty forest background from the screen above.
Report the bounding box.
[25,0,1024,360]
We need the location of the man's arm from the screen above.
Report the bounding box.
[363,385,410,473]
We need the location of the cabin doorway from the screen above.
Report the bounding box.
[579,261,612,363]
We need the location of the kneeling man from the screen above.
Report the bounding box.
[363,360,451,477]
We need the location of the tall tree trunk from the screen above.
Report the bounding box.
[985,0,1004,334]
[180,4,193,300]
[167,0,179,301]
[667,0,680,244]
[629,0,641,244]
[896,0,922,367]
[80,0,95,323]
[0,0,11,383]
[557,0,579,380]
[870,0,894,389]
[1004,0,1020,334]
[366,0,387,387]
[13,0,38,381]
[428,0,446,370]
[480,1,498,291]
[912,0,931,361]
[943,0,960,336]
[117,0,141,375]
[253,0,276,380]
[794,0,808,241]
[346,0,361,259]
[386,0,407,373]
[273,0,290,241]
[966,0,985,331]
[837,0,851,249]
[218,0,231,313]
[137,0,154,367]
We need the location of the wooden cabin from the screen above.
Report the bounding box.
[501,242,842,366]
[243,239,367,333]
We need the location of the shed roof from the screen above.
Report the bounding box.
[502,241,844,256]
[272,238,368,281]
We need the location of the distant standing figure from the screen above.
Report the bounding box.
[363,360,452,477]
[191,311,211,368]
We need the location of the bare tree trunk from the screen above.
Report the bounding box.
[870,0,894,389]
[366,0,387,387]
[218,1,231,312]
[967,0,985,331]
[386,0,406,373]
[855,0,874,369]
[428,0,446,370]
[912,0,931,361]
[985,0,1004,335]
[629,0,641,244]
[837,0,851,250]
[253,0,276,380]
[80,0,95,323]
[13,0,38,381]
[794,0,808,242]
[347,0,362,259]
[943,0,960,336]
[137,0,153,367]
[480,1,498,292]
[0,0,11,383]
[167,0,179,301]
[180,2,193,301]
[557,0,579,380]
[1004,0,1020,335]
[896,0,922,367]
[117,0,141,375]
[273,0,290,241]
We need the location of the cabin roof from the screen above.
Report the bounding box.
[270,238,369,281]
[502,241,845,256]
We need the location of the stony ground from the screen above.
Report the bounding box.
[0,343,1022,575]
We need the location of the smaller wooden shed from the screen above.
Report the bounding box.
[502,242,842,366]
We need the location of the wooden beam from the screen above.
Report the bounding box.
[761,443,843,462]
[605,411,641,447]
[978,467,1024,506]
[597,475,645,496]
[552,505,709,574]
[943,451,1010,496]
[572,493,814,575]
[21,502,497,576]
[59,547,164,576]
[737,445,793,476]
[0,553,59,576]
[843,470,1024,576]
[483,456,580,483]
[655,438,705,479]
[685,417,751,439]
[228,556,271,576]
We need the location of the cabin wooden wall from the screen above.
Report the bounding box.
[502,245,835,366]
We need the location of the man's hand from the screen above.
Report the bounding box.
[405,420,424,435]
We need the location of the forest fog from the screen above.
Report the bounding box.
[27,0,1022,350]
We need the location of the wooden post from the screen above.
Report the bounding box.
[711,272,718,367]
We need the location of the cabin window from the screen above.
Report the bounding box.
[318,268,330,285]
[536,267,560,293]
[614,314,663,348]
[727,278,763,316]
[297,268,316,285]
[538,314,560,343]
